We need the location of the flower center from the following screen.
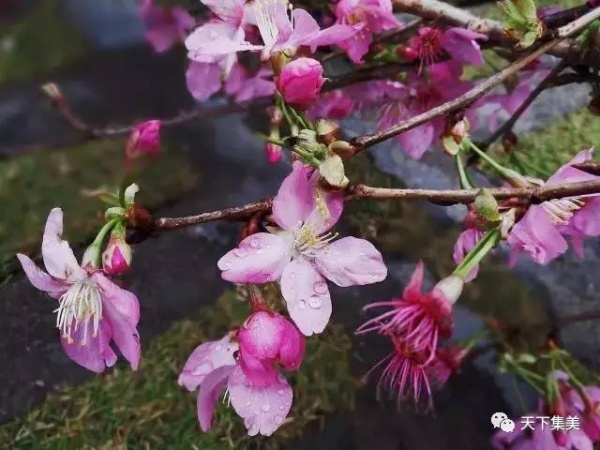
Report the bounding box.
[55,279,103,345]
[293,223,337,256]
[253,0,289,55]
[542,197,584,225]
[412,27,444,67]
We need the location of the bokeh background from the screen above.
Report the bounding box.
[0,0,598,448]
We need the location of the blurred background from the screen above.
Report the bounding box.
[0,0,598,448]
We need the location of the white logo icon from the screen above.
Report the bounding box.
[491,412,509,428]
[500,418,516,433]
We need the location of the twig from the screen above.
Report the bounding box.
[350,6,600,150]
[138,178,600,231]
[482,60,568,148]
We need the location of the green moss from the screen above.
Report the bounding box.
[0,289,357,449]
[0,138,197,280]
[0,0,88,84]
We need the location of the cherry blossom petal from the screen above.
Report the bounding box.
[280,257,332,336]
[313,237,387,287]
[403,260,425,298]
[302,171,345,233]
[218,233,292,284]
[238,350,277,387]
[93,273,140,326]
[452,229,484,282]
[197,364,235,432]
[547,149,596,185]
[179,336,238,391]
[441,28,485,66]
[16,253,68,298]
[272,161,316,230]
[102,300,141,371]
[42,208,85,281]
[397,123,435,160]
[228,366,293,436]
[186,61,222,102]
[277,320,305,372]
[60,319,116,373]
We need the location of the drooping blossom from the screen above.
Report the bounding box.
[453,227,485,282]
[126,120,161,159]
[507,149,600,265]
[275,57,325,110]
[224,64,276,103]
[218,162,388,336]
[402,26,486,68]
[333,0,400,63]
[357,262,462,406]
[186,0,356,64]
[378,62,474,159]
[179,334,294,436]
[16,209,141,372]
[238,310,305,386]
[139,0,195,53]
[426,345,468,388]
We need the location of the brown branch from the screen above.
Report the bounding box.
[139,179,600,231]
[350,6,600,150]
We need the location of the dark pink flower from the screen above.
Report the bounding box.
[426,346,468,387]
[102,235,132,276]
[17,209,141,372]
[275,58,325,110]
[333,0,400,63]
[265,143,283,163]
[238,311,305,386]
[179,334,294,436]
[126,120,161,159]
[140,0,195,53]
[218,162,387,336]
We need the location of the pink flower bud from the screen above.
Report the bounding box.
[102,236,132,275]
[126,120,161,160]
[275,58,325,110]
[265,143,283,163]
[238,311,305,385]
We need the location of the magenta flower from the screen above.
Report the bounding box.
[238,311,305,386]
[179,334,294,436]
[218,162,388,335]
[126,120,161,159]
[404,26,486,68]
[453,228,485,282]
[185,61,223,102]
[102,236,132,276]
[307,90,354,120]
[275,58,325,110]
[139,0,195,53]
[265,143,283,163]
[16,209,141,373]
[507,149,600,265]
[378,62,473,159]
[333,0,400,63]
[224,64,275,103]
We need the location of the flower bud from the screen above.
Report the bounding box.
[275,57,325,110]
[319,154,349,188]
[434,275,464,305]
[41,83,64,104]
[126,120,161,160]
[265,142,283,163]
[102,232,132,275]
[316,119,339,145]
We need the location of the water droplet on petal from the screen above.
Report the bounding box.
[234,248,248,258]
[261,404,270,412]
[279,405,285,410]
[313,282,327,294]
[277,389,285,396]
[274,415,283,424]
[298,300,306,310]
[192,362,212,376]
[218,259,232,271]
[246,401,252,407]
[308,295,322,309]
[257,249,264,255]
[215,345,223,351]
[249,238,259,248]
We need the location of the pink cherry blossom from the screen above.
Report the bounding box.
[126,120,161,159]
[180,334,294,436]
[275,57,325,110]
[404,26,486,68]
[507,149,600,265]
[378,62,473,159]
[185,61,223,102]
[238,310,305,386]
[265,143,283,163]
[224,64,275,103]
[16,209,141,372]
[333,0,400,63]
[139,0,195,53]
[218,162,388,335]
[453,227,485,282]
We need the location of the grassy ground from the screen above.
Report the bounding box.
[0,288,357,450]
[0,139,197,281]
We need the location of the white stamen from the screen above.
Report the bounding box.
[294,224,338,256]
[253,0,289,57]
[54,279,103,345]
[542,197,584,225]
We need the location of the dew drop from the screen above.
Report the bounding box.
[277,389,285,396]
[234,248,248,258]
[274,415,283,424]
[279,405,285,410]
[192,362,212,376]
[308,295,322,309]
[218,259,232,271]
[313,282,327,294]
[246,401,252,407]
[298,300,306,310]
[261,404,270,412]
[249,238,259,248]
[257,249,264,255]
[215,345,223,351]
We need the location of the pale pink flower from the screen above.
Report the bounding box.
[378,62,473,159]
[102,236,132,276]
[218,162,388,335]
[16,209,141,372]
[333,0,400,63]
[238,311,305,386]
[403,26,486,68]
[275,57,325,110]
[560,381,600,442]
[453,227,485,282]
[126,120,161,159]
[185,61,223,102]
[140,0,195,53]
[224,64,275,103]
[179,334,294,436]
[508,149,600,265]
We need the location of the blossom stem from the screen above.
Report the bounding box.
[453,228,501,280]
[466,139,515,180]
[86,218,120,267]
[455,153,475,189]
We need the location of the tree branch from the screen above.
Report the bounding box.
[350,6,600,150]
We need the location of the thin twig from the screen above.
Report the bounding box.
[350,6,600,150]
